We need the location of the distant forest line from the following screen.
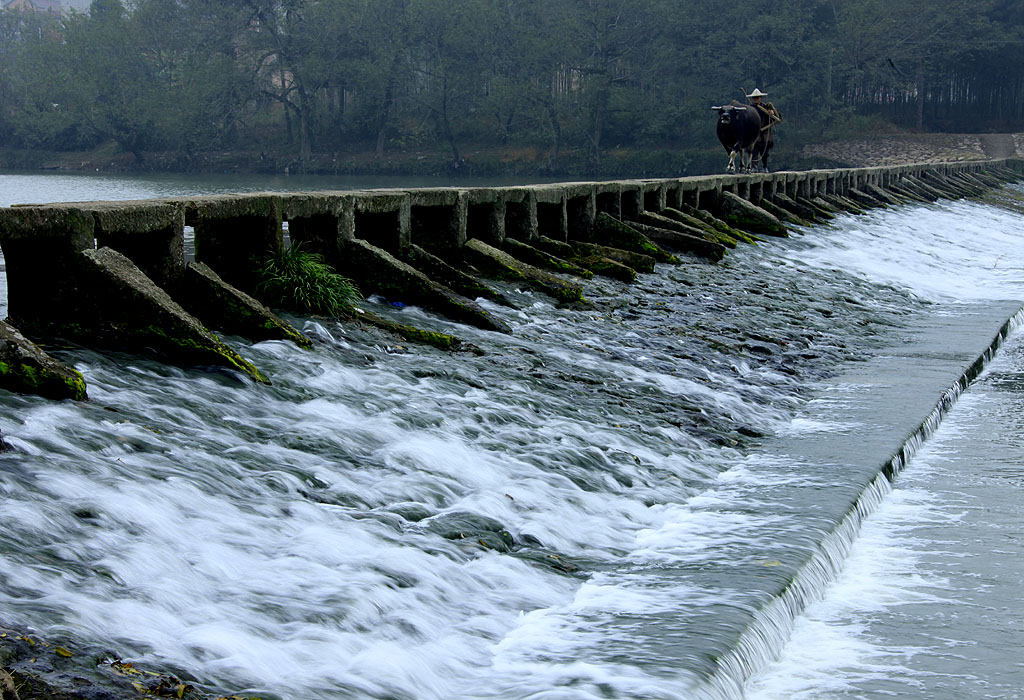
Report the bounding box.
[1,0,1022,176]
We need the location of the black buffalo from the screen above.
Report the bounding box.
[712,103,763,173]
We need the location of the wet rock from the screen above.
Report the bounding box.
[72,248,269,384]
[337,239,511,333]
[864,183,903,206]
[462,238,585,304]
[797,196,836,220]
[591,213,679,264]
[172,262,312,348]
[847,188,886,208]
[629,221,727,262]
[503,237,594,279]
[344,307,463,351]
[0,320,88,401]
[426,511,517,552]
[571,241,657,274]
[771,192,820,222]
[712,191,788,237]
[401,244,513,307]
[572,255,637,283]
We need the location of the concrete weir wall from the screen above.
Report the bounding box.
[1,159,1022,400]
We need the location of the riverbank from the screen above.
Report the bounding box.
[0,141,831,180]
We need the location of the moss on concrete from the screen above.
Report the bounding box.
[401,243,513,306]
[176,261,313,349]
[592,213,679,263]
[346,308,462,350]
[71,248,271,384]
[503,237,594,279]
[141,324,269,384]
[572,255,637,283]
[569,241,657,273]
[463,238,585,304]
[713,191,788,237]
[0,321,88,401]
[337,239,511,333]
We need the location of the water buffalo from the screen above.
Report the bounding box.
[712,103,763,173]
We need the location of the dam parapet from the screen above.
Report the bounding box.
[2,159,1022,400]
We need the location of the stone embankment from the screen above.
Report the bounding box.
[1,159,1022,401]
[802,132,1022,167]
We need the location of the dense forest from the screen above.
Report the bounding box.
[1,0,1022,176]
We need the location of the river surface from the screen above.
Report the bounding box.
[0,171,1022,699]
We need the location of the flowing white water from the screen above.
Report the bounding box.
[1,176,1023,699]
[745,331,1024,699]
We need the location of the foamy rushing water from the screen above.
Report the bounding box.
[2,176,1023,699]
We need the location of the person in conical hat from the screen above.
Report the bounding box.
[746,88,781,123]
[745,88,781,172]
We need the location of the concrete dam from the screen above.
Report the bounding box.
[0,159,1021,400]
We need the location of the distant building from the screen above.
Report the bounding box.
[2,0,63,12]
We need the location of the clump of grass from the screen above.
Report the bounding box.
[256,243,362,315]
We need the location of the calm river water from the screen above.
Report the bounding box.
[0,170,1022,699]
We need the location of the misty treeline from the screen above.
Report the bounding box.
[1,0,1022,169]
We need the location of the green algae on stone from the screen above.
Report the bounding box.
[629,221,727,262]
[401,244,513,307]
[336,239,512,333]
[0,320,88,401]
[74,248,270,384]
[572,255,637,283]
[176,261,313,349]
[463,239,585,304]
[346,308,462,351]
[502,237,594,279]
[712,191,788,237]
[570,241,657,274]
[592,213,679,263]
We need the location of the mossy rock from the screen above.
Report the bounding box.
[503,237,594,279]
[463,238,585,304]
[176,262,313,348]
[76,248,269,384]
[573,255,637,283]
[713,191,788,237]
[0,320,88,401]
[337,239,511,333]
[592,213,679,263]
[345,308,463,351]
[570,240,657,273]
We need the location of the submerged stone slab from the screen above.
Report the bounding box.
[0,320,88,401]
[644,301,1024,697]
[76,247,269,384]
[173,262,312,348]
[463,238,585,304]
[712,190,788,237]
[337,238,511,333]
